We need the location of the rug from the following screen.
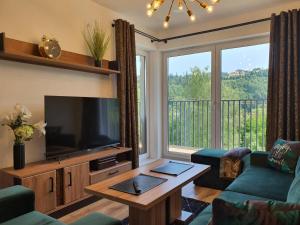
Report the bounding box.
[121,197,210,225]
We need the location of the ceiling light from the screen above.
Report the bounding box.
[146,0,220,28]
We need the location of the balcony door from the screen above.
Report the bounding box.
[165,47,215,156]
[219,42,270,151]
[164,37,269,158]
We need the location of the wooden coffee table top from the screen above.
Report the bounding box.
[85,159,210,210]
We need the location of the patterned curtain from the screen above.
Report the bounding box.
[266,9,300,150]
[115,19,139,168]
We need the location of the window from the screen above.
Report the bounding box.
[220,44,269,151]
[167,51,212,154]
[136,54,148,156]
[164,37,270,157]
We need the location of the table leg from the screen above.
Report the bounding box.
[168,189,182,223]
[129,200,166,225]
[168,189,194,225]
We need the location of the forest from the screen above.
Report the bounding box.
[168,66,268,151]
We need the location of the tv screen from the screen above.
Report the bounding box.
[45,96,120,159]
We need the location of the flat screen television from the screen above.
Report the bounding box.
[45,96,120,159]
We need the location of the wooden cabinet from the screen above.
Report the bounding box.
[0,147,132,214]
[63,162,90,204]
[22,171,56,213]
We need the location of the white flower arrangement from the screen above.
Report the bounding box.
[1,104,47,145]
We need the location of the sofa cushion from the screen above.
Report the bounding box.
[219,191,273,203]
[287,175,300,204]
[0,185,35,223]
[69,212,122,225]
[296,158,300,175]
[0,211,64,225]
[268,139,300,174]
[226,166,294,201]
[189,191,271,225]
[211,199,300,225]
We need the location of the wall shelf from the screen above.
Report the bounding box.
[0,33,120,76]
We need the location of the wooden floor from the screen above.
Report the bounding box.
[59,182,221,224]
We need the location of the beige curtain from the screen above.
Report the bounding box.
[115,19,139,168]
[266,9,300,150]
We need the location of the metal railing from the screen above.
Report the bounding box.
[168,99,267,151]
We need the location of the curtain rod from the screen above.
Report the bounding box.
[112,17,271,44]
[111,22,160,42]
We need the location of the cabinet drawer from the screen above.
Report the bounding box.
[90,161,132,184]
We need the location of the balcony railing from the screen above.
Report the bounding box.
[168,99,267,152]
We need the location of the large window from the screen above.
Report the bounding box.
[168,51,212,154]
[220,44,269,151]
[136,54,147,156]
[165,38,270,156]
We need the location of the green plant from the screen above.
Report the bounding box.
[82,21,110,63]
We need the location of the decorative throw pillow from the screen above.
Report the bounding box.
[210,198,300,225]
[268,139,300,174]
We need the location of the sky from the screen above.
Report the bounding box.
[168,43,270,75]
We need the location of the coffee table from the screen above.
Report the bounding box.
[85,159,210,225]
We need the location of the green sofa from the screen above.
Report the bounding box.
[190,152,300,225]
[0,185,122,225]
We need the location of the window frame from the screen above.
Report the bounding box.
[162,35,270,160]
[136,49,150,161]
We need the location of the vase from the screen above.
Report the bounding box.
[94,60,102,67]
[13,143,25,170]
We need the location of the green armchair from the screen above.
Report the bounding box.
[0,186,122,225]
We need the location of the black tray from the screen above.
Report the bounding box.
[150,161,194,176]
[109,174,168,195]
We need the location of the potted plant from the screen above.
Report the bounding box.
[1,104,46,169]
[82,21,110,67]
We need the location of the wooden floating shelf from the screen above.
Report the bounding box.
[0,33,120,76]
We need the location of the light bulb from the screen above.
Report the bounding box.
[147,9,153,17]
[190,14,196,21]
[147,3,152,9]
[164,15,170,28]
[178,0,183,10]
[163,21,169,28]
[187,10,195,21]
[211,0,220,4]
[153,0,161,9]
[206,5,213,13]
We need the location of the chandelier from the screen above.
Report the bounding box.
[146,0,221,28]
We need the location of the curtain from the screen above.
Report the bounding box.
[115,19,139,168]
[266,9,300,150]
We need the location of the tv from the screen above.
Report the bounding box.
[45,96,120,159]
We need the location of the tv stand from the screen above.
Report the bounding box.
[0,147,132,214]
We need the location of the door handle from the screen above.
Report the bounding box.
[108,170,119,176]
[68,172,72,187]
[49,177,54,193]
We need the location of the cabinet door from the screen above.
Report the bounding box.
[22,171,56,213]
[64,162,89,204]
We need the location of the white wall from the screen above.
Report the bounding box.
[0,0,156,168]
[156,1,300,51]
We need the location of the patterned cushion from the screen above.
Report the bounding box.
[268,139,300,174]
[210,198,300,225]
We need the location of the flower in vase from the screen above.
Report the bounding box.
[34,121,47,136]
[15,104,32,120]
[14,125,34,143]
[1,113,16,126]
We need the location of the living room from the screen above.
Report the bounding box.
[0,0,300,225]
